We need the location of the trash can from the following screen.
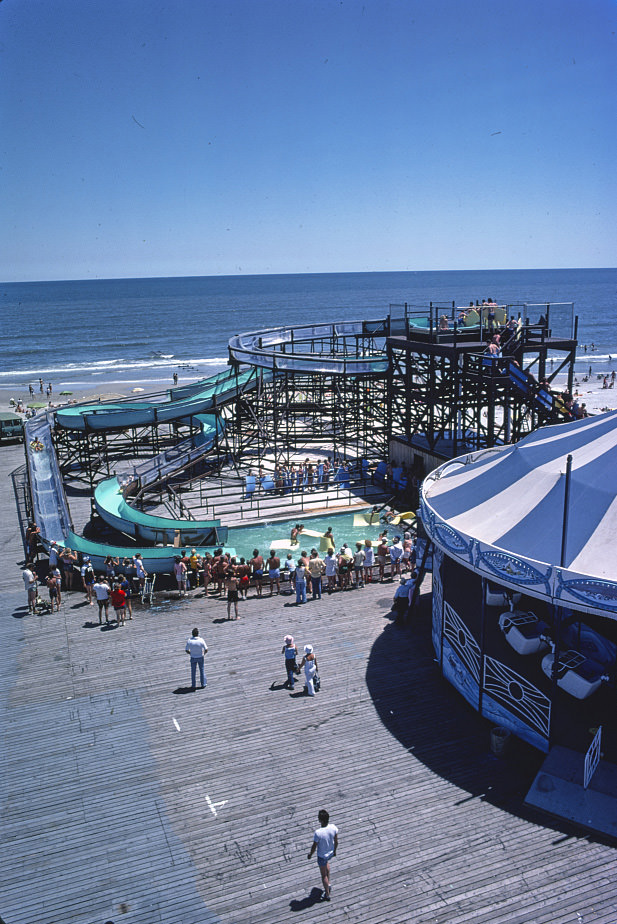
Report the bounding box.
[490,726,511,756]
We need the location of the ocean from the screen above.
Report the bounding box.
[1,268,615,394]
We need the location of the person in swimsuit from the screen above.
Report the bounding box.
[250,549,264,597]
[46,572,60,612]
[225,560,240,619]
[267,552,281,596]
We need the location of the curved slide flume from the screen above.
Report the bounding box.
[25,368,263,569]
[93,413,224,545]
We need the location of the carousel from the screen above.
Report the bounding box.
[420,411,617,762]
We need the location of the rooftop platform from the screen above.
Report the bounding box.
[2,440,616,924]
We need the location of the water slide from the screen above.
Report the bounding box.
[506,360,567,418]
[25,368,261,569]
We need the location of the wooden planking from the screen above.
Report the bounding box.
[1,436,616,924]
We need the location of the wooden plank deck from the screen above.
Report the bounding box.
[1,440,616,924]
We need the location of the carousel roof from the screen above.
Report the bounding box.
[421,411,617,617]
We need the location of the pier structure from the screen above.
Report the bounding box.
[26,300,579,567]
[386,300,578,471]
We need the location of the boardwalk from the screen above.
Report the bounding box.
[1,442,616,924]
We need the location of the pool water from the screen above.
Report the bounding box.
[226,510,390,562]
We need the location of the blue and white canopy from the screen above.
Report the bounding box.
[421,410,617,619]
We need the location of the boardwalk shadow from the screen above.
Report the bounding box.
[365,599,551,826]
[290,887,324,911]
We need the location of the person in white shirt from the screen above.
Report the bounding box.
[307,809,339,902]
[22,564,37,614]
[93,576,111,625]
[185,628,208,689]
[133,554,147,590]
[390,536,403,577]
[352,543,365,587]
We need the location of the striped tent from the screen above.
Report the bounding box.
[421,410,617,619]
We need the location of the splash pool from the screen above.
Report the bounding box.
[226,510,394,562]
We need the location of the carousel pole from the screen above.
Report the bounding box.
[550,453,573,748]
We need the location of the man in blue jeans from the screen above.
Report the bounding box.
[185,627,208,690]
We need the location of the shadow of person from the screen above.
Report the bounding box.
[172,686,198,695]
[12,607,29,619]
[289,689,307,699]
[269,680,288,691]
[290,887,324,911]
[82,620,101,629]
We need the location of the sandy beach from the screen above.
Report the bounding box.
[3,372,617,418]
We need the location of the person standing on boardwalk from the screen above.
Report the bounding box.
[111,582,127,626]
[81,556,95,605]
[225,561,240,619]
[308,549,325,599]
[267,551,281,596]
[250,549,264,597]
[307,809,338,901]
[45,572,60,612]
[93,575,111,624]
[281,634,298,689]
[185,627,208,690]
[23,563,37,614]
[299,644,318,695]
[61,547,77,589]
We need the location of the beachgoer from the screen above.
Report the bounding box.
[81,556,95,604]
[284,552,296,589]
[174,556,188,596]
[61,547,77,590]
[250,549,264,597]
[236,557,250,599]
[118,573,133,619]
[93,575,111,624]
[185,627,208,690]
[363,539,375,583]
[225,561,240,619]
[45,572,60,612]
[295,560,307,605]
[267,551,281,596]
[290,523,303,544]
[337,546,352,590]
[323,526,335,548]
[282,635,299,689]
[180,549,192,589]
[25,522,40,560]
[308,550,325,599]
[324,548,337,593]
[299,644,318,696]
[376,537,389,582]
[390,536,403,577]
[307,809,338,901]
[133,554,147,591]
[23,563,37,614]
[189,548,201,587]
[173,372,178,385]
[352,542,365,587]
[202,553,213,595]
[104,555,119,580]
[111,583,127,626]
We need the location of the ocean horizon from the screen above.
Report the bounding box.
[2,267,616,394]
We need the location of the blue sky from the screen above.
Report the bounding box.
[1,0,615,281]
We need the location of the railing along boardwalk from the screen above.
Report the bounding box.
[2,443,616,924]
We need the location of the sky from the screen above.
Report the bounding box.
[1,0,615,281]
